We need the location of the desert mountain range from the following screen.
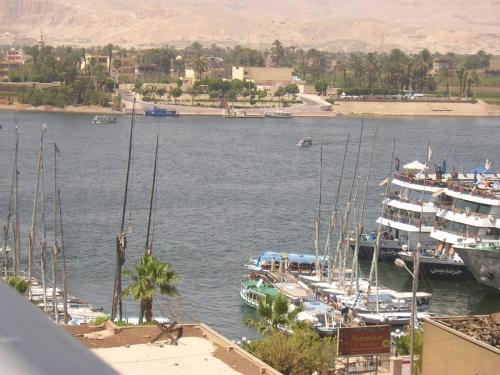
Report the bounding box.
[1,0,499,53]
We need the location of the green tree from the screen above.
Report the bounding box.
[271,39,286,67]
[257,90,267,106]
[123,255,178,324]
[314,81,328,95]
[247,293,302,335]
[439,67,454,96]
[274,87,286,107]
[245,327,337,375]
[192,56,208,81]
[285,84,299,96]
[170,87,182,104]
[398,329,423,374]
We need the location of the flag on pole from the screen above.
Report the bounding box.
[427,145,432,162]
[395,157,400,172]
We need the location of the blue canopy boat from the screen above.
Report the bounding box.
[144,106,178,117]
[247,251,325,274]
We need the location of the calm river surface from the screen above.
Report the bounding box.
[0,111,499,339]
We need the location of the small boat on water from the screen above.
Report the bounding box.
[223,109,264,118]
[296,137,313,147]
[144,106,178,117]
[264,110,293,118]
[92,115,117,124]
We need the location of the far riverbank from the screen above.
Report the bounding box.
[1,100,500,117]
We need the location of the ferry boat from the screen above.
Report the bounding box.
[144,106,178,116]
[264,110,293,118]
[92,115,118,124]
[246,251,325,275]
[296,137,313,147]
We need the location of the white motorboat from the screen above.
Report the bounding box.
[264,110,293,118]
[92,115,118,124]
[296,137,313,147]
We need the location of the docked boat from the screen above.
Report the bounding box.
[430,162,500,287]
[246,251,324,275]
[240,271,345,336]
[240,273,279,308]
[397,249,472,279]
[455,241,500,289]
[296,137,313,147]
[92,115,118,124]
[144,106,178,116]
[264,110,293,118]
[352,161,458,261]
[222,109,264,118]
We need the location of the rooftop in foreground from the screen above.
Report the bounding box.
[64,323,281,375]
[427,313,500,350]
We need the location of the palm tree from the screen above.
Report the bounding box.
[272,39,285,67]
[455,66,466,97]
[247,293,303,335]
[192,56,208,81]
[439,67,454,97]
[123,255,178,323]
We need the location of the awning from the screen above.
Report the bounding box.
[432,189,446,197]
[403,160,427,171]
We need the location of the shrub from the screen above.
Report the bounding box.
[8,276,30,294]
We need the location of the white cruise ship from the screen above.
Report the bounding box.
[430,166,500,287]
[354,161,449,261]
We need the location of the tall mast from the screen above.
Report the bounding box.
[410,139,430,375]
[40,134,48,312]
[315,145,323,277]
[14,124,21,276]
[367,139,396,300]
[339,121,364,288]
[327,133,350,281]
[2,126,17,277]
[112,98,135,321]
[57,188,68,323]
[28,125,46,300]
[52,143,60,323]
[350,125,378,291]
[145,135,159,256]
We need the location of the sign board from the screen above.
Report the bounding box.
[338,325,391,356]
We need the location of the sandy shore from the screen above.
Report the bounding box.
[334,100,500,117]
[1,100,499,117]
[0,103,122,115]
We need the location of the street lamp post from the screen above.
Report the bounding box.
[394,251,420,375]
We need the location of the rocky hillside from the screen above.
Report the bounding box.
[1,0,499,53]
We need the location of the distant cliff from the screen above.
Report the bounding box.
[0,0,499,53]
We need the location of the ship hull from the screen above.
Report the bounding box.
[398,253,473,280]
[455,248,500,289]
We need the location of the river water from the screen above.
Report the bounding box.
[0,111,499,339]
